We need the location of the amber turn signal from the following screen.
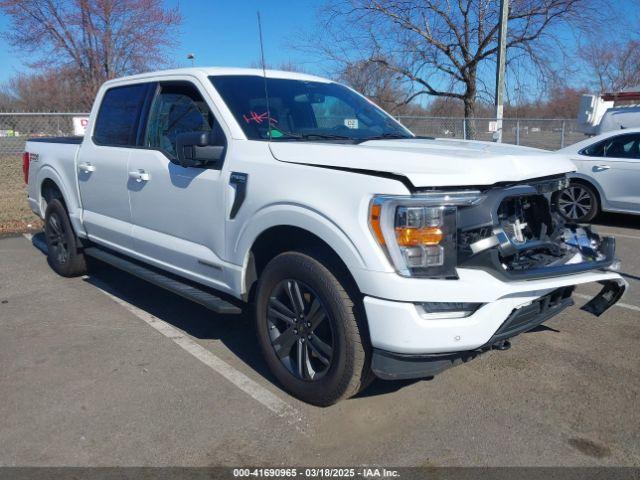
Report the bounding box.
[370,204,386,245]
[395,226,443,246]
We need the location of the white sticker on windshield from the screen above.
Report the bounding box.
[344,118,359,129]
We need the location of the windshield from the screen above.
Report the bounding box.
[209,75,412,142]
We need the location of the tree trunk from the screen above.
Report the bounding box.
[463,68,477,140]
[463,98,476,140]
[463,96,476,139]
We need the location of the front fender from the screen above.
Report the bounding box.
[232,203,370,294]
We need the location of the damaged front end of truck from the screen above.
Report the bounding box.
[371,175,627,381]
[456,175,625,317]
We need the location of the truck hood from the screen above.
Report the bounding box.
[269,138,575,188]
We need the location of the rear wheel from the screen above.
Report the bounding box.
[44,199,87,277]
[556,182,599,223]
[255,251,371,406]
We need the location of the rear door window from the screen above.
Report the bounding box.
[93,83,150,146]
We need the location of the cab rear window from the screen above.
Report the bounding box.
[93,83,150,146]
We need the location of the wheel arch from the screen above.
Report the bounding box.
[239,221,366,303]
[41,178,66,210]
[36,166,85,237]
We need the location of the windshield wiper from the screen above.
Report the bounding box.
[269,131,354,142]
[355,133,412,144]
[300,133,353,140]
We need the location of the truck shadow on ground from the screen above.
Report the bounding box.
[30,233,415,398]
[28,232,281,391]
[84,259,283,388]
[85,260,427,399]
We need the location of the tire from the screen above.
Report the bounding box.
[44,199,88,277]
[254,250,372,406]
[556,181,600,223]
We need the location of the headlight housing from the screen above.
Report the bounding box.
[369,192,482,278]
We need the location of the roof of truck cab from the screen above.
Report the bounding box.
[102,67,332,87]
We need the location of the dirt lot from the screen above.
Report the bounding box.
[0,154,42,234]
[0,214,638,467]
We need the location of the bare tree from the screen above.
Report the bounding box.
[277,60,308,73]
[338,59,414,114]
[502,85,586,118]
[248,59,308,73]
[303,0,596,126]
[0,0,181,104]
[0,68,90,111]
[581,39,640,93]
[0,91,14,111]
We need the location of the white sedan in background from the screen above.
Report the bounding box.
[555,127,640,222]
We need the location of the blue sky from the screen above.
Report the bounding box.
[0,0,321,84]
[167,0,320,71]
[0,1,637,98]
[0,13,18,82]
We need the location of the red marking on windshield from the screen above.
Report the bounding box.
[242,111,277,124]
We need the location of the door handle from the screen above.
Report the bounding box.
[128,169,150,182]
[593,164,611,172]
[78,161,96,173]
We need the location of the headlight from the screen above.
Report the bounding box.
[369,192,482,278]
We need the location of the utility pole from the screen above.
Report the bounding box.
[494,0,509,143]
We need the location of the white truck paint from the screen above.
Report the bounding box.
[24,67,626,405]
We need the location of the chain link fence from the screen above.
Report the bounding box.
[0,111,588,233]
[396,116,585,150]
[0,113,88,157]
[0,112,587,157]
[0,113,90,231]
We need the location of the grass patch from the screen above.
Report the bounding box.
[0,154,42,234]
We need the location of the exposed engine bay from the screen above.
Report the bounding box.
[457,176,618,279]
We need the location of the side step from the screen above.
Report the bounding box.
[84,247,242,314]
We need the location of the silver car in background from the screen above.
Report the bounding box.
[555,128,640,222]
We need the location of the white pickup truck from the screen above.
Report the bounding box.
[24,68,626,405]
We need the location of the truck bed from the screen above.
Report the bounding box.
[25,137,83,221]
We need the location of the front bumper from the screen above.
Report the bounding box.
[365,275,627,380]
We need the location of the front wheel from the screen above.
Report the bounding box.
[556,182,600,223]
[254,251,371,406]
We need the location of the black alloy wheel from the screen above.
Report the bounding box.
[267,279,334,381]
[43,198,87,277]
[46,210,70,265]
[254,250,372,406]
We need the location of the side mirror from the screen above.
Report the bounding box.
[175,131,225,168]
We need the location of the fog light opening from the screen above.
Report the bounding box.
[418,302,483,319]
